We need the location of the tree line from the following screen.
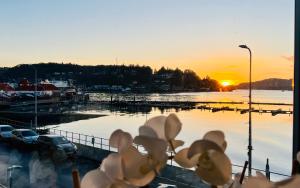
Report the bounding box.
[0,63,222,92]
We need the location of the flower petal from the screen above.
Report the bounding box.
[144,116,166,139]
[165,113,182,140]
[174,148,199,168]
[139,126,158,138]
[224,173,242,188]
[145,153,168,173]
[274,175,300,188]
[255,171,267,180]
[121,146,156,187]
[100,153,124,180]
[203,130,227,151]
[111,180,137,188]
[195,150,232,186]
[187,140,223,159]
[81,169,112,188]
[126,171,156,187]
[133,135,167,161]
[243,176,274,188]
[168,139,185,152]
[109,129,133,153]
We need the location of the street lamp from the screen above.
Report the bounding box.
[239,44,253,176]
[31,65,38,130]
[7,165,22,188]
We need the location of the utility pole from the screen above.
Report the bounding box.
[34,67,38,130]
[239,45,253,176]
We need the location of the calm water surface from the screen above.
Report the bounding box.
[90,89,292,104]
[51,90,293,180]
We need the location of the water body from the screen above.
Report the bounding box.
[50,90,293,180]
[89,89,292,104]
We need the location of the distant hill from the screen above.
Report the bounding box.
[0,63,221,92]
[236,78,293,90]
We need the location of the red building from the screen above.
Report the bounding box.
[17,79,59,97]
[0,83,15,92]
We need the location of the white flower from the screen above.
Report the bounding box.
[81,169,113,188]
[297,151,300,164]
[82,127,167,188]
[109,129,133,153]
[241,171,300,188]
[274,175,300,188]
[140,113,184,152]
[174,130,232,186]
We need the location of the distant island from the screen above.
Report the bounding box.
[236,78,293,91]
[0,63,223,93]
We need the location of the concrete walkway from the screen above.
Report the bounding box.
[0,142,209,188]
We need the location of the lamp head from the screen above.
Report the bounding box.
[239,45,249,49]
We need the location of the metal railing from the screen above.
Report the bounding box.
[48,127,290,180]
[0,117,292,180]
[48,128,114,152]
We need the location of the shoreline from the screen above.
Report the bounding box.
[0,111,106,127]
[86,88,293,95]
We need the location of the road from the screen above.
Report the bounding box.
[0,141,207,188]
[0,142,98,188]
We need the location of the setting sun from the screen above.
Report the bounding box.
[220,80,234,87]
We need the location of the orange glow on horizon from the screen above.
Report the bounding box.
[220,80,235,87]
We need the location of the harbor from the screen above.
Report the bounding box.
[0,0,298,187]
[94,100,293,116]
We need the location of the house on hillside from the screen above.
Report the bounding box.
[0,83,15,93]
[0,83,15,100]
[16,79,60,98]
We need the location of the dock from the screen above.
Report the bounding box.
[93,100,293,116]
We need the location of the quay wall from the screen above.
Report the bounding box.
[74,143,111,161]
[74,142,208,188]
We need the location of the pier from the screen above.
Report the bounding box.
[93,100,293,116]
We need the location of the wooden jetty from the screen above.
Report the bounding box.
[94,100,293,116]
[1,99,293,116]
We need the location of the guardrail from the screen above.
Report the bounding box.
[48,127,290,180]
[48,128,114,152]
[0,117,291,180]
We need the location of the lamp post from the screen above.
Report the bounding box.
[239,44,253,176]
[32,65,38,130]
[7,165,22,188]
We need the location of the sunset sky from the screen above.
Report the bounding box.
[0,0,294,83]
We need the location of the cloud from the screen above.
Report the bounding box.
[281,55,294,62]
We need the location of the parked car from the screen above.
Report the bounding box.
[11,129,39,146]
[37,135,77,159]
[0,125,14,141]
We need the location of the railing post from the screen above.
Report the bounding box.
[239,161,249,184]
[79,134,81,144]
[72,132,74,142]
[66,131,68,138]
[100,138,103,149]
[92,137,95,148]
[170,152,173,166]
[60,130,62,136]
[85,135,87,145]
[265,158,270,180]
